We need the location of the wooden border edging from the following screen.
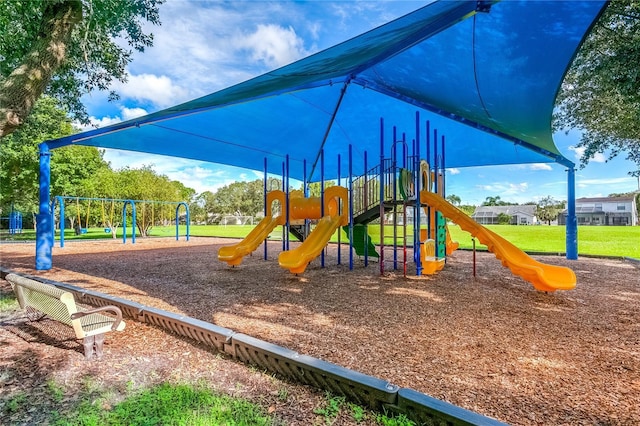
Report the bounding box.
[1,269,507,425]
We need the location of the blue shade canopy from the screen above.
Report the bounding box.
[47,0,607,182]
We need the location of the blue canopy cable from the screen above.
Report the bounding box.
[307,78,351,182]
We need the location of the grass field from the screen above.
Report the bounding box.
[4,222,637,257]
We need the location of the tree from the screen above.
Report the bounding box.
[213,179,265,217]
[458,205,476,216]
[446,194,461,206]
[482,196,510,206]
[536,196,565,226]
[0,97,108,217]
[117,166,193,236]
[306,180,336,198]
[554,0,640,172]
[496,213,511,225]
[0,0,163,137]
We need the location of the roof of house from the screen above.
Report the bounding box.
[577,196,636,203]
[472,205,536,218]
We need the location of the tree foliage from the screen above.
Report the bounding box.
[213,180,264,217]
[536,196,565,226]
[554,0,640,173]
[0,97,108,214]
[481,196,511,206]
[0,0,163,137]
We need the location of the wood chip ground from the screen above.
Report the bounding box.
[1,237,639,425]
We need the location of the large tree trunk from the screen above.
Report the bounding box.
[0,0,82,138]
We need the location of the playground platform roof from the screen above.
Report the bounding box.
[46,0,607,182]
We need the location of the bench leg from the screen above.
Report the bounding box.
[82,336,95,360]
[94,334,106,358]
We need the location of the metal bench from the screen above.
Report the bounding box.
[6,273,125,360]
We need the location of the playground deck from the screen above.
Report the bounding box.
[1,237,639,425]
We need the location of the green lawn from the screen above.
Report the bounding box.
[3,223,638,257]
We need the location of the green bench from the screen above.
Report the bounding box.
[6,273,126,360]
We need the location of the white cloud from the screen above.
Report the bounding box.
[476,182,529,195]
[577,177,634,186]
[447,168,460,175]
[121,107,148,120]
[569,146,606,163]
[79,106,150,131]
[528,163,553,171]
[114,73,188,108]
[235,24,308,68]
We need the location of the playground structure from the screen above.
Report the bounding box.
[217,114,577,292]
[2,209,24,235]
[51,196,190,247]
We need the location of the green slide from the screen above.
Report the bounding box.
[343,225,379,258]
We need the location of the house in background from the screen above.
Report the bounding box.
[558,195,639,226]
[471,205,537,225]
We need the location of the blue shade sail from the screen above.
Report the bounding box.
[46,0,607,182]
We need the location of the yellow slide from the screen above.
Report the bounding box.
[218,190,286,267]
[218,215,281,266]
[278,215,343,274]
[420,191,576,292]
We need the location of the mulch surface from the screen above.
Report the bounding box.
[1,237,639,425]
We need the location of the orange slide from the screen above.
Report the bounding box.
[420,191,576,292]
[278,186,348,274]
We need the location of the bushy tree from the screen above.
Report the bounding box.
[536,196,565,225]
[0,97,108,216]
[213,179,264,217]
[554,0,640,173]
[0,0,163,137]
[482,196,511,206]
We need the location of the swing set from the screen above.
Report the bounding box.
[51,196,190,248]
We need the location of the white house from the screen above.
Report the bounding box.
[471,205,537,225]
[558,195,638,226]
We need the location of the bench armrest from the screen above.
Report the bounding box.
[70,305,123,331]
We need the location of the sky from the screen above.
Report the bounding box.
[80,0,640,206]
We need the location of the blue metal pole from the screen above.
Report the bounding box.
[392,126,398,270]
[337,153,341,265]
[433,127,439,260]
[122,200,137,244]
[379,117,384,275]
[566,167,578,259]
[321,149,325,268]
[175,202,190,241]
[304,158,308,248]
[286,154,290,251]
[282,162,286,251]
[349,144,354,270]
[52,196,65,248]
[264,157,268,260]
[364,150,368,268]
[36,143,53,270]
[415,111,422,276]
[442,135,446,199]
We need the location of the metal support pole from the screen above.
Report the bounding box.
[36,143,53,270]
[175,202,190,241]
[282,162,286,251]
[566,167,578,260]
[415,111,422,276]
[52,196,65,248]
[286,154,290,251]
[379,118,384,275]
[337,153,341,265]
[122,200,137,244]
[364,150,369,267]
[321,150,325,268]
[264,158,268,260]
[349,144,354,270]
